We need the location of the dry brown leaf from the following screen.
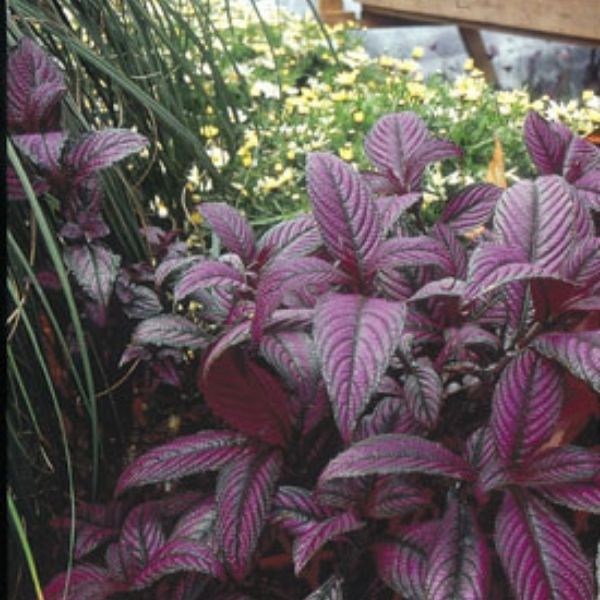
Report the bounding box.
[485,136,507,189]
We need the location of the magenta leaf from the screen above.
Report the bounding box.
[440,183,503,233]
[200,202,255,265]
[531,332,600,392]
[490,350,563,466]
[364,112,460,193]
[201,348,292,447]
[115,430,249,496]
[573,167,600,211]
[170,497,217,545]
[315,478,371,510]
[6,164,49,199]
[307,152,381,287]
[375,236,454,274]
[64,242,121,305]
[356,395,424,440]
[271,485,332,535]
[12,131,66,172]
[62,129,148,183]
[424,495,489,599]
[562,238,600,288]
[119,504,165,580]
[292,510,365,575]
[314,293,406,442]
[43,565,122,600]
[431,223,468,279]
[493,176,593,269]
[404,357,443,429]
[252,257,345,341]
[376,192,421,234]
[319,434,474,483]
[524,111,572,175]
[514,446,600,487]
[155,256,203,289]
[374,267,413,301]
[216,447,282,581]
[365,476,429,519]
[131,315,207,350]
[173,260,245,303]
[131,539,223,589]
[8,38,67,132]
[373,520,439,599]
[256,214,321,265]
[495,490,595,600]
[304,575,344,599]
[259,331,321,425]
[409,277,467,302]
[536,482,600,514]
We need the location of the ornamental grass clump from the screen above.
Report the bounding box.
[45,104,599,598]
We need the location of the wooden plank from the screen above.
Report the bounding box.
[358,0,600,42]
[459,27,497,84]
[318,0,357,25]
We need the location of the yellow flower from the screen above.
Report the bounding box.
[206,105,214,115]
[339,144,354,161]
[190,211,203,225]
[582,89,595,103]
[398,59,419,73]
[200,125,219,138]
[378,55,395,68]
[463,58,475,72]
[191,193,202,204]
[407,81,426,99]
[335,70,358,86]
[411,46,424,59]
[241,154,252,168]
[353,110,365,123]
[287,149,296,161]
[274,162,284,173]
[331,90,349,102]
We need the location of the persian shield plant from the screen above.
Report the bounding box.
[45,109,599,599]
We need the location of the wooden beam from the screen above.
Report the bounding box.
[459,27,497,85]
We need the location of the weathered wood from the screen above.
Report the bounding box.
[459,27,497,84]
[318,0,356,25]
[358,0,600,43]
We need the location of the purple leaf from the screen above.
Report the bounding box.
[6,164,50,199]
[200,202,255,264]
[12,131,66,172]
[216,447,282,581]
[490,350,563,466]
[307,152,381,287]
[375,236,454,274]
[440,183,503,233]
[170,497,217,544]
[314,293,406,442]
[252,257,345,342]
[174,260,245,303]
[374,267,413,301]
[131,315,206,349]
[271,486,333,536]
[376,192,421,234]
[524,111,572,175]
[259,331,321,425]
[537,482,600,514]
[43,565,122,600]
[8,38,67,132]
[514,446,600,487]
[155,256,202,289]
[572,167,600,211]
[356,395,424,440]
[319,434,474,483]
[303,575,344,599]
[562,238,600,288]
[292,510,365,575]
[364,112,460,193]
[315,478,371,510]
[563,136,600,183]
[256,214,321,265]
[119,504,165,580]
[131,539,223,589]
[493,176,593,269]
[74,524,120,560]
[64,243,121,305]
[115,430,249,496]
[431,223,468,279]
[118,283,162,320]
[531,331,600,392]
[365,476,429,519]
[373,520,439,599]
[201,348,292,447]
[404,357,443,429]
[424,496,489,600]
[62,129,148,183]
[464,427,511,496]
[361,170,399,196]
[495,490,594,600]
